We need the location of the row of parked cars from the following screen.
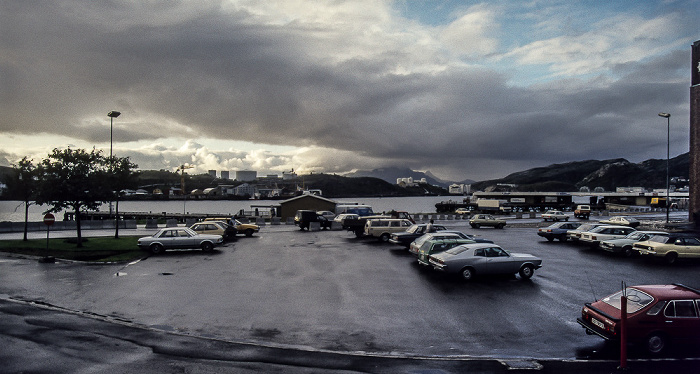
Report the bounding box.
[137,218,260,254]
[383,222,542,281]
[537,218,700,264]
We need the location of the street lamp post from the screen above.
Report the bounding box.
[108,111,121,238]
[658,112,670,223]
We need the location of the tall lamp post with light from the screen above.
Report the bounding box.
[658,112,670,223]
[108,111,121,238]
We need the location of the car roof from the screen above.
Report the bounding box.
[631,284,700,299]
[594,225,634,229]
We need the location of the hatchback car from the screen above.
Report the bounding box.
[633,234,700,264]
[577,284,700,354]
[537,221,582,242]
[579,225,636,248]
[364,218,413,242]
[137,227,224,254]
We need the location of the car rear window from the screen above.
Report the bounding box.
[602,287,654,313]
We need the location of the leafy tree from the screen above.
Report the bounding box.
[4,158,38,241]
[35,148,135,247]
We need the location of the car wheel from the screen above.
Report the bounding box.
[546,237,554,242]
[496,224,505,229]
[565,217,569,221]
[471,223,480,228]
[201,242,213,252]
[558,235,568,242]
[665,252,678,264]
[149,244,164,255]
[460,267,475,281]
[623,246,635,258]
[245,229,254,237]
[646,333,666,354]
[519,264,534,279]
[379,233,390,242]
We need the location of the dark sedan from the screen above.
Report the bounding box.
[388,223,446,247]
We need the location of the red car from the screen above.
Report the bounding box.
[577,284,700,354]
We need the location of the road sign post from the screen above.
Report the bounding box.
[43,213,55,252]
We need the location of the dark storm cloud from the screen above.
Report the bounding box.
[0,1,693,180]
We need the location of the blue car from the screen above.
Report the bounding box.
[537,221,582,242]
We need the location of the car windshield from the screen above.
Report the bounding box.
[576,224,596,232]
[602,287,655,313]
[625,232,646,240]
[445,245,473,255]
[649,236,671,244]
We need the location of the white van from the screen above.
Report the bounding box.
[335,204,374,217]
[364,218,413,242]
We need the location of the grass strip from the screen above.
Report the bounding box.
[0,236,146,262]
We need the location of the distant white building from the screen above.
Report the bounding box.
[283,170,297,180]
[234,183,256,196]
[221,170,230,180]
[396,177,428,187]
[449,184,470,195]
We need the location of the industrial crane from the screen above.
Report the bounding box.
[178,164,194,195]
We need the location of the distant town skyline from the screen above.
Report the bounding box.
[0,1,696,181]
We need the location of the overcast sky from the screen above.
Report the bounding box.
[0,1,696,182]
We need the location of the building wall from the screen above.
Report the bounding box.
[279,195,336,220]
[690,40,700,221]
[236,170,257,181]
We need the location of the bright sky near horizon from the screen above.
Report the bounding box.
[0,0,696,182]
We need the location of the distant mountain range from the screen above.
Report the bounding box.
[346,153,689,193]
[471,153,689,192]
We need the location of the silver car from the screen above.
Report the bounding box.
[137,227,224,254]
[428,243,542,281]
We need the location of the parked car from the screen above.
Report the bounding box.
[294,210,332,231]
[633,233,700,264]
[409,231,493,256]
[469,214,506,229]
[574,204,592,219]
[455,208,470,215]
[541,210,569,222]
[579,225,636,248]
[577,284,700,354]
[537,222,582,242]
[388,223,447,247]
[333,213,358,226]
[137,227,224,254]
[567,223,603,242]
[204,217,260,237]
[417,238,475,266]
[317,210,336,220]
[599,231,668,257]
[190,221,236,241]
[599,215,640,228]
[428,243,542,281]
[364,218,413,242]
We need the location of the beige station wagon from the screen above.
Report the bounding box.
[364,218,413,242]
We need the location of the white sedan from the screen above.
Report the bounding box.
[541,210,569,221]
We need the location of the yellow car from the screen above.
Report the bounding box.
[633,233,700,264]
[205,218,260,237]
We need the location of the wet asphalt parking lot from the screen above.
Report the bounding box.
[1,213,700,373]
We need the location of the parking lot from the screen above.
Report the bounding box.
[1,215,700,364]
